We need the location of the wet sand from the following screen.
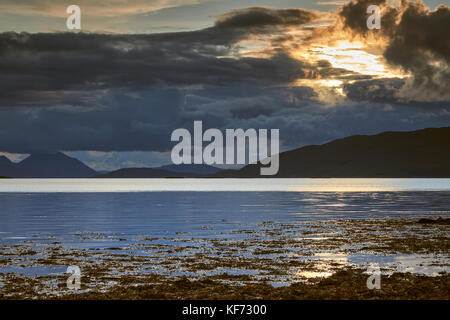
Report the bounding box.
[0,217,448,299]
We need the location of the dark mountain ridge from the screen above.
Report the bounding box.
[221,126,450,178]
[0,152,97,178]
[157,164,221,175]
[95,168,198,178]
[0,156,12,166]
[1,127,449,178]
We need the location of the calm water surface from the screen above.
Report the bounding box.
[0,178,449,239]
[0,179,449,279]
[1,178,450,192]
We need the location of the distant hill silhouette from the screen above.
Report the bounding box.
[1,127,449,178]
[158,164,221,175]
[95,164,225,178]
[0,152,97,178]
[0,156,12,166]
[217,126,450,178]
[95,168,198,178]
[0,155,21,177]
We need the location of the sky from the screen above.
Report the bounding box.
[0,0,449,170]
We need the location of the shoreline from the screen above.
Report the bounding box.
[2,268,448,300]
[0,217,449,300]
[60,269,450,300]
[0,217,450,300]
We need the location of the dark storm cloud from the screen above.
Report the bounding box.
[338,0,450,101]
[0,83,321,153]
[0,87,185,153]
[343,78,404,103]
[215,7,317,29]
[0,6,324,154]
[343,77,450,109]
[1,83,449,154]
[0,7,316,108]
[0,4,449,155]
[339,0,397,35]
[384,3,450,101]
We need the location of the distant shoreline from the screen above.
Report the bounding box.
[1,126,449,179]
